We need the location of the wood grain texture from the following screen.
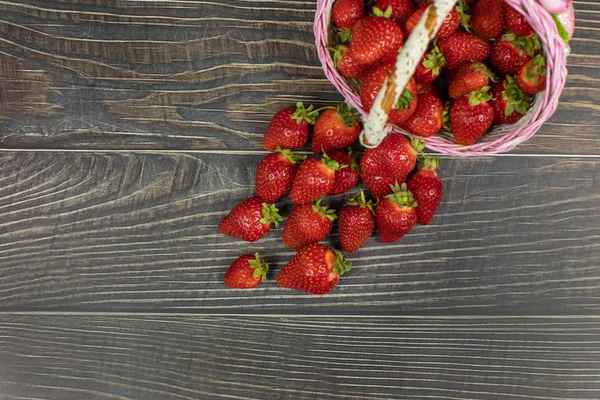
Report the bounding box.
[0,0,597,154]
[1,315,600,400]
[0,151,598,314]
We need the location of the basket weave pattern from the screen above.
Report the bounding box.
[314,0,569,156]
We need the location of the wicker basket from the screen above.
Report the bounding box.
[314,0,570,156]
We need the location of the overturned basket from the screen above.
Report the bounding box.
[314,0,571,156]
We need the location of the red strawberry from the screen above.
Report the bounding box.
[282,200,336,250]
[312,103,361,154]
[376,183,418,243]
[349,13,403,65]
[505,3,534,37]
[489,33,541,75]
[224,253,268,289]
[437,31,491,70]
[489,76,531,125]
[406,156,443,225]
[219,197,283,242]
[374,0,415,28]
[517,54,547,95]
[469,0,505,39]
[277,243,351,295]
[400,93,443,138]
[256,148,306,203]
[329,45,368,79]
[290,154,342,204]
[362,174,397,199]
[328,149,360,195]
[450,87,494,145]
[406,7,460,38]
[388,77,418,125]
[332,0,365,29]
[338,190,376,253]
[263,103,317,151]
[413,46,446,84]
[360,134,423,183]
[448,61,494,99]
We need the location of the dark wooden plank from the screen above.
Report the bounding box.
[0,150,598,314]
[0,0,598,154]
[1,315,600,399]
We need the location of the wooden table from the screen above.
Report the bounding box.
[0,1,599,399]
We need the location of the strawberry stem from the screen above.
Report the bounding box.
[347,190,375,213]
[248,253,269,281]
[260,203,283,227]
[333,252,352,276]
[276,146,307,164]
[312,198,337,222]
[322,152,344,171]
[386,183,418,208]
[291,102,319,125]
[371,6,392,18]
[420,155,440,170]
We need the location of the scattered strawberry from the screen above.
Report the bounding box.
[450,87,494,145]
[282,200,336,250]
[406,7,460,38]
[332,0,365,29]
[312,103,361,154]
[338,190,376,253]
[360,134,423,183]
[376,183,418,243]
[489,76,530,125]
[349,11,404,65]
[469,0,505,39]
[517,54,547,95]
[374,0,415,28]
[489,33,541,75]
[362,174,398,199]
[329,45,368,79]
[263,103,317,151]
[400,92,443,138]
[406,156,443,225]
[448,61,494,99]
[256,147,306,203]
[328,149,360,195]
[219,197,283,242]
[505,3,534,37]
[224,253,268,289]
[290,154,342,204]
[413,46,446,84]
[277,243,351,295]
[437,31,491,70]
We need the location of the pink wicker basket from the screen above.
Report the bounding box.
[314,0,570,156]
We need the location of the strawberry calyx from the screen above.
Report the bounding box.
[523,54,546,85]
[336,29,353,44]
[442,102,452,131]
[386,182,417,208]
[291,102,319,125]
[336,103,359,127]
[312,198,337,222]
[396,88,416,111]
[348,148,359,171]
[260,203,283,227]
[328,44,347,64]
[551,13,570,43]
[502,76,530,116]
[276,146,307,165]
[420,155,441,170]
[248,253,269,281]
[470,62,496,82]
[410,137,426,154]
[371,6,393,18]
[503,33,541,57]
[347,190,375,213]
[333,251,352,276]
[422,46,446,77]
[322,152,345,171]
[468,86,493,106]
[456,0,471,32]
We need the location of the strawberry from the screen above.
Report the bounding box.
[448,62,494,99]
[376,183,418,243]
[437,31,491,70]
[224,253,268,289]
[312,103,361,154]
[469,0,505,39]
[406,7,460,38]
[263,103,317,151]
[489,33,541,75]
[374,0,415,28]
[338,190,376,253]
[399,93,443,138]
[505,3,534,37]
[332,0,365,29]
[517,54,547,95]
[256,147,306,203]
[416,82,441,97]
[362,174,398,199]
[219,197,283,242]
[387,77,418,125]
[360,134,423,183]
[329,45,368,79]
[450,87,494,145]
[349,12,404,65]
[290,154,342,204]
[328,149,360,195]
[406,156,443,225]
[413,46,446,84]
[489,76,530,125]
[282,200,336,250]
[276,243,351,295]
